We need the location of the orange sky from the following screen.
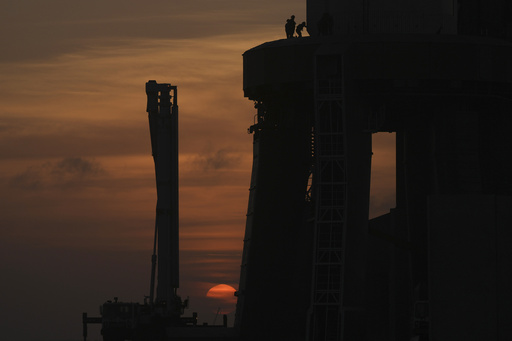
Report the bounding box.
[0,1,394,339]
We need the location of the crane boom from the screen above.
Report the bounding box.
[146,80,180,311]
[82,81,233,341]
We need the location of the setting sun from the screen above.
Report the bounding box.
[206,284,237,299]
[204,284,238,316]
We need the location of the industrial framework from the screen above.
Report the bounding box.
[146,81,180,310]
[83,81,236,341]
[235,0,512,340]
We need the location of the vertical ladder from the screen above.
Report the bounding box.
[308,54,347,341]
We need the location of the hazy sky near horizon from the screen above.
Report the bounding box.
[0,1,394,340]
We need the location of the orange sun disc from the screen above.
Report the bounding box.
[206,284,237,298]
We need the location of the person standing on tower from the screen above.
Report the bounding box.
[296,21,307,37]
[285,15,296,38]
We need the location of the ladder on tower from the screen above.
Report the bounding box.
[307,53,348,341]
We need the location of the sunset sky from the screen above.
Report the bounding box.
[0,1,394,340]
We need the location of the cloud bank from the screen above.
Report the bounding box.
[9,157,105,190]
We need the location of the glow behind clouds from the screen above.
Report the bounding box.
[0,1,394,340]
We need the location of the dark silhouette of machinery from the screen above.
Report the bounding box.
[82,82,235,341]
[235,1,512,340]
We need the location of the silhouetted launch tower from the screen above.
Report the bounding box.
[235,1,512,340]
[83,82,236,341]
[146,81,180,309]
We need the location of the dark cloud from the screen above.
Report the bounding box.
[52,156,103,177]
[9,157,105,190]
[194,148,242,171]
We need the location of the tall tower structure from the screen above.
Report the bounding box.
[235,1,512,340]
[146,81,180,311]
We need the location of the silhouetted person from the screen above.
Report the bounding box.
[318,12,333,36]
[296,22,307,38]
[285,15,296,39]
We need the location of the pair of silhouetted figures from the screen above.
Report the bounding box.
[285,13,333,38]
[285,15,307,38]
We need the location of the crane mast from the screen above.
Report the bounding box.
[82,81,192,341]
[146,80,180,312]
[82,81,235,341]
